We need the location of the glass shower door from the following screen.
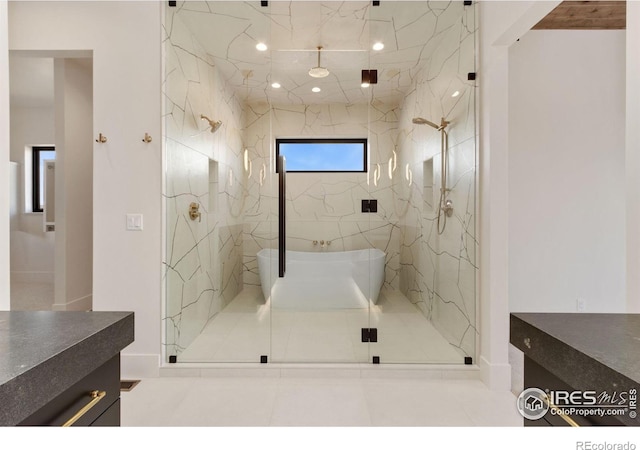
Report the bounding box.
[267,2,374,363]
[367,1,478,365]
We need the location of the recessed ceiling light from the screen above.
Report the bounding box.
[372,42,384,51]
[312,87,321,93]
[452,90,460,98]
[271,82,281,89]
[256,42,268,51]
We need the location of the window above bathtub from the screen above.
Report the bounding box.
[275,138,367,173]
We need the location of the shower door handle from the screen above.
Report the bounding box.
[278,155,286,278]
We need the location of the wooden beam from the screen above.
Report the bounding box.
[533,1,626,30]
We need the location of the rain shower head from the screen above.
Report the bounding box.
[412,117,449,131]
[309,46,330,78]
[201,114,222,133]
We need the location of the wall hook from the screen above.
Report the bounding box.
[95,133,107,143]
[142,133,152,143]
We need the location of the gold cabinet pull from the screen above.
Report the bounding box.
[543,396,580,427]
[62,390,106,427]
[95,133,107,143]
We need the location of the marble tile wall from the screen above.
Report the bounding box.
[163,12,246,358]
[163,1,477,363]
[242,102,402,292]
[396,3,477,358]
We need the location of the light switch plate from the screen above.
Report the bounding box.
[126,214,143,231]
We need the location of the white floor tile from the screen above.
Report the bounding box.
[121,376,523,427]
[179,287,467,365]
[270,378,371,426]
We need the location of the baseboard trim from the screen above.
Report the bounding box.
[479,355,512,391]
[157,362,481,380]
[52,294,92,311]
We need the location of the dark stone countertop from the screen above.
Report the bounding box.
[510,313,640,426]
[0,311,134,426]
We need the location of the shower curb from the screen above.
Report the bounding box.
[157,363,480,380]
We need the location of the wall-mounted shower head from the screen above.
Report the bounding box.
[201,114,222,133]
[412,117,449,131]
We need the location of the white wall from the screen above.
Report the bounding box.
[478,0,561,390]
[627,2,640,313]
[8,105,55,281]
[0,0,10,310]
[53,57,93,311]
[508,30,626,314]
[7,1,163,376]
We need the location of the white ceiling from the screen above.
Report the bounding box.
[173,1,470,105]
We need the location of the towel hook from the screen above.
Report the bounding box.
[95,133,107,143]
[142,133,152,143]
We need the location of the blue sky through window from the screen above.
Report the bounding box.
[277,139,366,172]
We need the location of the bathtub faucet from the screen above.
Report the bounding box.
[312,240,331,250]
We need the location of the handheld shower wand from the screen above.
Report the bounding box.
[412,116,453,234]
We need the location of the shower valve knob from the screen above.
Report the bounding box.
[189,202,202,222]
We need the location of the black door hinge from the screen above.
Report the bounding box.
[361,328,378,343]
[361,199,378,213]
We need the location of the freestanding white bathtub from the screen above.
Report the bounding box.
[257,248,385,309]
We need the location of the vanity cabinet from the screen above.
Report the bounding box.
[0,311,134,426]
[524,356,624,427]
[18,355,121,426]
[511,313,640,427]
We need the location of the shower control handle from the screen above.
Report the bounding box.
[443,199,454,217]
[189,202,202,222]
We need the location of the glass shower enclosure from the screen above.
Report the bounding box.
[162,0,477,365]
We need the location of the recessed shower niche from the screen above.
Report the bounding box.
[163,0,477,366]
[208,158,218,213]
[423,158,434,213]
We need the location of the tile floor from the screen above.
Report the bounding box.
[178,287,465,364]
[120,376,523,427]
[9,280,54,311]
